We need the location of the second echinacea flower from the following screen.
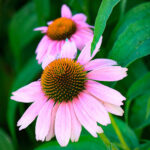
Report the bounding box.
[11,37,127,147]
[34,4,93,64]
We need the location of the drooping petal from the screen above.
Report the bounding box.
[70,35,84,50]
[17,97,47,130]
[47,21,53,25]
[34,26,48,33]
[11,81,44,103]
[72,14,87,22]
[86,80,125,106]
[61,4,72,18]
[68,102,81,142]
[84,59,117,71]
[78,92,110,126]
[104,103,124,116]
[46,102,59,141]
[42,54,55,69]
[36,35,50,64]
[87,66,128,81]
[55,102,71,147]
[60,40,77,59]
[77,36,102,65]
[36,100,54,141]
[73,98,103,137]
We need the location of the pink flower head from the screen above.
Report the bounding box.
[11,37,128,147]
[34,4,93,64]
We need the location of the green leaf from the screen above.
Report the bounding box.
[108,2,150,49]
[108,3,150,67]
[9,2,38,62]
[7,57,41,147]
[129,92,150,129]
[125,72,150,124]
[127,72,150,100]
[91,0,120,54]
[0,129,14,150]
[35,135,108,150]
[103,117,139,149]
[34,0,51,25]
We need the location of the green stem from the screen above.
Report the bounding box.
[110,114,130,150]
[99,133,118,150]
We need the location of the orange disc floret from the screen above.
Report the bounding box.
[47,17,76,41]
[41,58,87,102]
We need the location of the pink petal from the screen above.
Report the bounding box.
[11,81,45,103]
[34,26,48,33]
[60,40,77,59]
[17,97,47,130]
[61,4,72,18]
[78,92,110,126]
[36,100,54,141]
[55,41,62,54]
[74,31,93,48]
[70,35,84,50]
[104,103,124,116]
[68,102,81,142]
[72,14,87,22]
[76,21,94,29]
[77,36,102,65]
[86,80,125,106]
[84,59,117,71]
[47,21,53,25]
[41,41,59,69]
[42,54,55,69]
[73,98,103,137]
[87,66,128,81]
[36,35,50,64]
[55,102,71,147]
[46,102,59,141]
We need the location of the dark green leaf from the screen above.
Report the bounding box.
[127,72,150,100]
[108,2,150,49]
[108,3,150,67]
[125,72,150,124]
[7,57,41,147]
[35,135,108,150]
[91,0,120,54]
[0,129,14,150]
[9,2,38,62]
[34,0,51,25]
[129,92,150,129]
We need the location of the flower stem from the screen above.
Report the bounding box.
[99,133,118,150]
[110,114,130,150]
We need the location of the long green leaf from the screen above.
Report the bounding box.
[34,0,51,25]
[91,0,120,54]
[9,2,38,63]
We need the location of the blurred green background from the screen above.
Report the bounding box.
[0,0,150,149]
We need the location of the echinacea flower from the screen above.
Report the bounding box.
[34,4,93,64]
[11,37,128,147]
